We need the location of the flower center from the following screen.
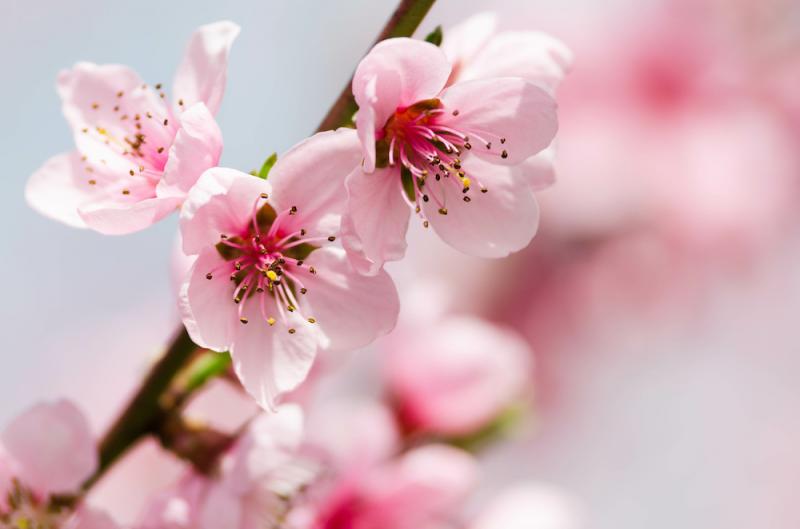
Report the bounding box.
[375,98,509,223]
[78,83,178,198]
[205,193,334,333]
[1,479,72,529]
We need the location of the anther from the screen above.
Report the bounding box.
[296,260,304,267]
[300,229,306,236]
[129,170,135,176]
[88,179,97,185]
[463,196,471,202]
[163,119,169,126]
[501,150,508,159]
[422,195,429,202]
[220,234,228,239]
[91,102,99,109]
[122,189,130,195]
[288,328,296,334]
[309,267,317,275]
[240,317,249,324]
[464,142,472,150]
[206,273,213,280]
[155,83,163,90]
[287,305,295,312]
[500,137,506,144]
[486,142,492,150]
[260,193,269,199]
[307,317,316,323]
[452,109,460,116]
[266,270,278,282]
[178,99,184,106]
[327,236,336,242]
[481,188,488,193]
[289,206,298,215]
[423,220,430,228]
[267,317,276,326]
[234,262,242,271]
[300,287,307,294]
[438,207,448,215]
[157,147,165,153]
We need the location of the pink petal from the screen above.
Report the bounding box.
[229,305,320,411]
[172,21,241,116]
[342,167,410,275]
[517,146,557,191]
[179,249,239,352]
[78,195,181,235]
[268,129,362,237]
[441,12,498,78]
[25,152,99,229]
[301,247,399,353]
[158,103,223,200]
[58,62,167,138]
[424,157,540,258]
[453,31,573,95]
[65,508,122,529]
[1,400,96,495]
[385,316,532,435]
[180,168,271,256]
[353,38,451,171]
[198,485,243,529]
[441,78,558,164]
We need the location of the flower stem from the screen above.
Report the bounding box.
[84,0,437,491]
[316,0,437,132]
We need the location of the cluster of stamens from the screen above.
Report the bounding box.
[377,99,509,226]
[205,194,334,334]
[79,83,180,198]
[1,479,71,529]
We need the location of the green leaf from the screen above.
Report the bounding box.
[424,25,443,46]
[257,152,278,179]
[400,167,417,203]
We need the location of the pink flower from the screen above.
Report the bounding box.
[342,37,559,273]
[0,400,118,528]
[25,21,239,235]
[442,12,573,194]
[139,405,310,529]
[178,129,400,410]
[289,444,476,529]
[383,311,533,436]
[470,483,583,529]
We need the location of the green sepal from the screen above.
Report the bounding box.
[257,152,278,179]
[424,25,443,46]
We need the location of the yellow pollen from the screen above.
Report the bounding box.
[461,177,471,189]
[267,317,276,326]
[266,270,278,282]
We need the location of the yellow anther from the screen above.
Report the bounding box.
[267,317,276,326]
[461,177,471,189]
[266,270,278,282]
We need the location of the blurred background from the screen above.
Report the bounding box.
[2,0,800,527]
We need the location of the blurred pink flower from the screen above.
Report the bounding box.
[342,37,558,273]
[383,312,532,437]
[471,483,583,529]
[140,405,310,529]
[290,444,477,529]
[26,21,239,235]
[0,400,118,528]
[178,130,399,409]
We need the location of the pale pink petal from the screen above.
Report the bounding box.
[1,400,96,495]
[57,62,167,137]
[137,474,208,529]
[441,78,558,164]
[25,152,100,229]
[172,21,241,115]
[424,157,539,258]
[471,484,583,529]
[199,485,243,529]
[304,400,399,470]
[455,32,573,95]
[385,316,532,435]
[66,507,121,529]
[180,168,271,256]
[301,247,399,353]
[353,38,451,171]
[179,248,239,352]
[342,166,410,274]
[517,146,557,191]
[79,195,182,235]
[229,305,320,411]
[441,12,498,79]
[268,129,362,236]
[158,103,223,199]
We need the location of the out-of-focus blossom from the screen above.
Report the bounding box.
[0,400,118,528]
[383,311,533,437]
[178,130,399,410]
[139,405,311,529]
[342,37,558,273]
[26,21,239,235]
[288,400,477,529]
[471,483,583,529]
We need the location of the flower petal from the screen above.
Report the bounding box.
[441,12,498,79]
[158,103,223,200]
[268,129,362,237]
[424,157,539,257]
[180,168,271,256]
[300,247,399,353]
[472,484,583,529]
[179,248,239,352]
[441,78,558,164]
[454,31,573,95]
[1,400,96,495]
[342,167,410,275]
[78,195,182,235]
[172,21,241,116]
[516,146,557,192]
[229,306,320,411]
[353,38,451,171]
[25,152,100,229]
[65,508,122,529]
